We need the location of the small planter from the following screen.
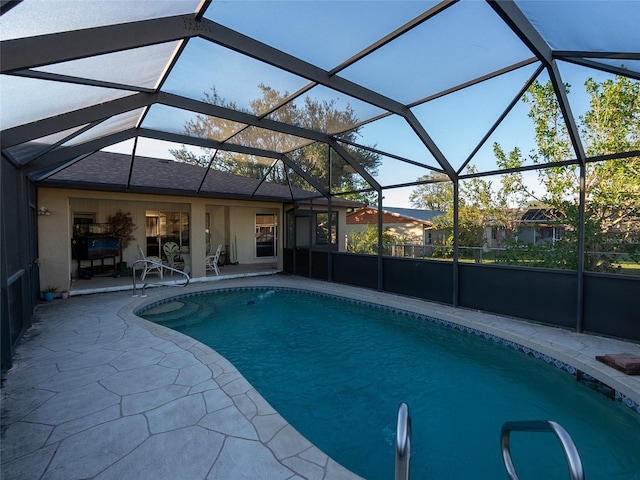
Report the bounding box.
[61,291,70,300]
[42,285,58,302]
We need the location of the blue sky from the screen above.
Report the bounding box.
[109,59,615,208]
[104,1,634,208]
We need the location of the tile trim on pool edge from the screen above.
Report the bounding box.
[136,286,640,415]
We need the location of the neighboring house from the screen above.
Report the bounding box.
[485,224,509,248]
[515,208,565,245]
[345,206,446,255]
[484,208,567,248]
[36,151,355,289]
[484,214,520,248]
[344,206,564,254]
[476,208,566,249]
[346,206,445,242]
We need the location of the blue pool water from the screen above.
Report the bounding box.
[142,288,640,479]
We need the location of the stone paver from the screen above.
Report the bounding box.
[44,415,149,479]
[0,284,364,480]
[2,277,639,480]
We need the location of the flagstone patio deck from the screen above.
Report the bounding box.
[2,275,639,479]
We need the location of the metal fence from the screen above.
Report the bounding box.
[284,247,640,341]
[346,242,640,273]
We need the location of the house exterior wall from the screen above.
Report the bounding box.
[346,222,426,243]
[338,210,348,251]
[346,208,427,243]
[485,226,511,248]
[228,206,281,264]
[37,187,284,290]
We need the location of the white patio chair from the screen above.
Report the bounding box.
[137,245,163,280]
[205,244,222,275]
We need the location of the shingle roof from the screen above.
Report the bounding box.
[42,150,364,207]
[43,151,314,202]
[383,207,446,223]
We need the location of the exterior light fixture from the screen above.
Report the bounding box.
[38,207,51,216]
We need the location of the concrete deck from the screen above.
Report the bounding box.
[69,262,279,296]
[2,275,639,479]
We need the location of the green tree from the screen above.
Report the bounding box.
[347,224,398,255]
[410,168,524,260]
[107,210,136,265]
[408,172,452,211]
[494,75,640,272]
[170,85,380,204]
[409,172,487,258]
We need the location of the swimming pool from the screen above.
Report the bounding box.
[141,288,640,479]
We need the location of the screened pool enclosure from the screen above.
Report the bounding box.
[1,0,639,370]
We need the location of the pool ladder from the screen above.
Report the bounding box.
[394,405,584,480]
[131,259,190,297]
[395,403,411,480]
[501,420,585,480]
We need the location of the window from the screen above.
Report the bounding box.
[315,212,337,248]
[256,214,277,257]
[146,210,189,258]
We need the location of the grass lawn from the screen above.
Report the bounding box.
[614,262,640,275]
[413,256,640,276]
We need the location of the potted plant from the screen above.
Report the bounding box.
[42,285,58,301]
[107,210,136,271]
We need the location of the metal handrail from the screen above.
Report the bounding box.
[395,402,411,480]
[132,259,190,297]
[501,420,584,480]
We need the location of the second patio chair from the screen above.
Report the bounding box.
[163,242,183,273]
[205,244,222,275]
